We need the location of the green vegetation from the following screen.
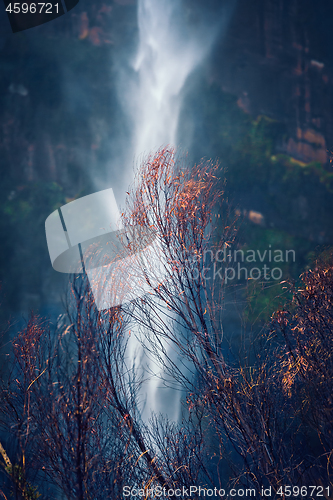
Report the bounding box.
[0,182,66,318]
[238,225,323,323]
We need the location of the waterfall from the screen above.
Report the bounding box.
[131,0,215,156]
[111,0,222,200]
[111,0,222,421]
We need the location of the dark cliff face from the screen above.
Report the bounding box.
[209,0,333,164]
[175,0,333,250]
[0,0,138,317]
[0,0,137,193]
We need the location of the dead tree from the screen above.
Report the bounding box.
[0,273,177,498]
[121,147,333,493]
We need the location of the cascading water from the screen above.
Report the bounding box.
[114,0,222,421]
[131,0,215,156]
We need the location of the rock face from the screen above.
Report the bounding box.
[210,0,333,164]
